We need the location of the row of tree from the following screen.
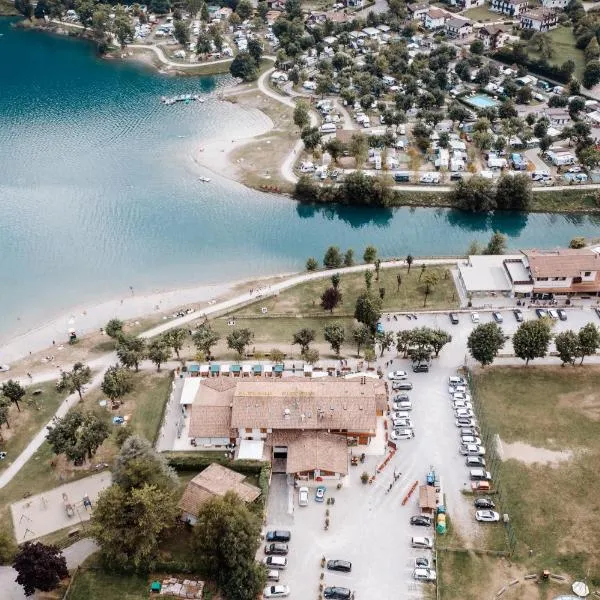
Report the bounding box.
[451,174,533,213]
[467,319,600,368]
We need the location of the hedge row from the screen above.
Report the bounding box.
[163,452,268,476]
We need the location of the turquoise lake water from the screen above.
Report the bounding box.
[1,17,600,341]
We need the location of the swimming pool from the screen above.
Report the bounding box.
[463,94,500,109]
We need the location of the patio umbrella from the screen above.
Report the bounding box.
[572,582,590,598]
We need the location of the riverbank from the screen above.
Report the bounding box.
[0,0,18,15]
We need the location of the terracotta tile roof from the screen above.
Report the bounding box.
[285,431,348,475]
[524,249,600,278]
[179,463,261,517]
[189,405,233,438]
[231,380,383,432]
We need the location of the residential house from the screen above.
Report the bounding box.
[362,26,381,40]
[520,8,558,31]
[540,0,568,7]
[424,7,451,29]
[490,0,528,16]
[179,463,261,524]
[545,108,571,127]
[445,17,472,39]
[407,2,429,22]
[346,0,364,8]
[478,24,510,50]
[456,0,485,8]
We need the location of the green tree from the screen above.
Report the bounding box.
[396,330,412,358]
[513,319,552,366]
[236,0,253,19]
[354,292,382,332]
[13,542,68,597]
[406,254,414,273]
[192,491,265,600]
[197,31,212,55]
[324,138,344,164]
[92,483,177,572]
[56,362,91,400]
[467,323,506,367]
[74,0,94,27]
[555,330,579,366]
[302,347,320,364]
[420,271,439,307]
[320,287,342,313]
[495,174,532,211]
[578,322,600,364]
[364,270,373,291]
[117,335,146,372]
[363,245,378,263]
[14,0,33,19]
[323,246,343,268]
[301,126,321,151]
[46,410,109,463]
[331,273,341,289]
[1,379,25,413]
[112,434,177,492]
[105,318,124,339]
[257,0,268,20]
[451,176,496,213]
[324,324,345,356]
[306,257,318,271]
[269,348,285,364]
[193,324,220,358]
[230,52,258,81]
[470,39,484,55]
[147,338,171,372]
[363,346,376,365]
[352,324,373,357]
[163,327,187,359]
[248,38,263,64]
[374,258,381,281]
[293,101,310,130]
[396,273,402,292]
[349,133,369,166]
[173,19,190,46]
[376,331,395,358]
[485,231,507,255]
[583,60,600,88]
[569,237,587,249]
[101,365,134,402]
[227,328,254,358]
[150,0,170,13]
[344,249,355,267]
[430,328,452,357]
[113,14,134,48]
[292,328,316,353]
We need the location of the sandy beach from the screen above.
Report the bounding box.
[0,272,292,365]
[191,96,274,180]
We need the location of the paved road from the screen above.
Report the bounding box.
[0,537,98,600]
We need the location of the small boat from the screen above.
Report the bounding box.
[199,176,211,183]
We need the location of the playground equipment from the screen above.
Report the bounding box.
[62,493,74,517]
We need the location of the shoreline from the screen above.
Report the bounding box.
[0,271,296,364]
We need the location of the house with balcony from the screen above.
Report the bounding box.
[490,0,528,17]
[478,24,510,50]
[424,7,452,29]
[540,0,568,8]
[520,8,559,31]
[407,2,429,21]
[446,17,472,39]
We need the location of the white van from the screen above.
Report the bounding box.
[320,123,337,134]
[469,468,492,481]
[263,556,287,569]
[411,536,434,549]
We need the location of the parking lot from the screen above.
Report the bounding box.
[263,304,600,598]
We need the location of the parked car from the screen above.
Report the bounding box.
[415,557,431,568]
[376,322,385,334]
[392,381,413,391]
[298,487,308,507]
[411,536,433,549]
[266,570,280,582]
[453,401,473,410]
[449,376,466,386]
[455,408,474,418]
[388,370,408,380]
[392,393,409,402]
[461,435,481,445]
[327,560,352,573]
[392,418,413,428]
[460,444,486,456]
[392,411,410,420]
[449,312,459,324]
[474,498,495,509]
[466,456,486,467]
[263,584,290,598]
[390,428,415,441]
[548,308,559,320]
[513,308,524,322]
[263,556,287,569]
[265,543,289,556]
[594,307,600,320]
[449,385,467,394]
[315,485,326,502]
[393,400,412,410]
[455,418,478,427]
[323,587,352,600]
[557,309,567,321]
[460,427,480,436]
[492,312,503,323]
[410,515,432,527]
[471,312,480,323]
[413,363,429,373]
[266,531,291,542]
[470,468,492,481]
[452,392,471,401]
[413,568,436,582]
[475,510,500,522]
[472,480,491,492]
[536,308,548,319]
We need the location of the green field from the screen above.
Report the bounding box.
[462,5,504,21]
[473,366,600,580]
[0,381,67,474]
[527,26,586,80]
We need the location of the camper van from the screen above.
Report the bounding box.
[320,123,337,134]
[394,171,410,183]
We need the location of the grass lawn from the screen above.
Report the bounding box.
[527,26,585,80]
[0,381,67,474]
[462,5,504,21]
[473,366,600,581]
